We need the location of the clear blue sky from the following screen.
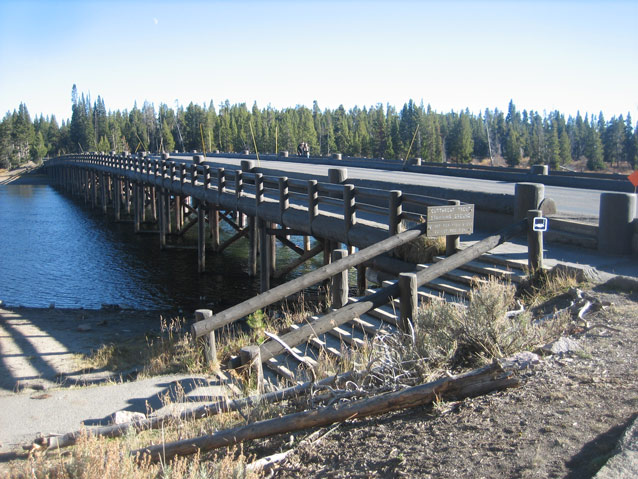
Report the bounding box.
[1,0,636,122]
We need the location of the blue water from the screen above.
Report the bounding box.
[0,184,311,310]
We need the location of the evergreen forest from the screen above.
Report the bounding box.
[1,85,637,173]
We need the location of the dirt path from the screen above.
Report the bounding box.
[273,288,638,478]
[0,307,168,392]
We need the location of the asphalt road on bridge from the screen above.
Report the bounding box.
[175,156,605,219]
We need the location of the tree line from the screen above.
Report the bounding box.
[1,85,637,172]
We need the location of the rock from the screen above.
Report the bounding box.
[539,198,557,216]
[604,275,638,293]
[550,264,613,284]
[540,337,581,356]
[594,415,638,479]
[502,351,541,370]
[111,410,146,425]
[101,303,120,310]
[77,324,92,332]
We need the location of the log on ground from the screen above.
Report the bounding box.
[132,361,520,463]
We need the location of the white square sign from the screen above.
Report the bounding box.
[533,217,548,232]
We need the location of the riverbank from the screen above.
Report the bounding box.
[0,163,50,185]
[1,284,637,478]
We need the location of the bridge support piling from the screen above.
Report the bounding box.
[165,191,172,235]
[100,172,107,214]
[259,219,271,293]
[158,190,166,249]
[141,187,147,223]
[209,204,219,251]
[134,183,141,233]
[91,171,98,208]
[175,196,183,230]
[197,201,206,273]
[270,222,277,274]
[113,176,121,221]
[124,179,131,215]
[150,187,157,222]
[248,216,258,277]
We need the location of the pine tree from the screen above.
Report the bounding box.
[448,113,473,163]
[584,123,604,170]
[502,124,521,166]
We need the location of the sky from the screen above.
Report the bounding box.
[0,0,637,123]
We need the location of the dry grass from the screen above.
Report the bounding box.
[83,316,216,377]
[391,232,446,264]
[308,277,573,389]
[7,434,260,479]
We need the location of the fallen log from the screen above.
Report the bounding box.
[132,361,520,463]
[32,372,355,451]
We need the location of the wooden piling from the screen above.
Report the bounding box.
[134,183,141,233]
[259,219,270,293]
[249,216,257,277]
[113,176,121,221]
[209,205,219,250]
[198,201,206,273]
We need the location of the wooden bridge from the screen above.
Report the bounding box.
[45,152,542,389]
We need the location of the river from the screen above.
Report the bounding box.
[0,182,313,310]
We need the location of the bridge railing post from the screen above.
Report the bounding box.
[217,167,225,204]
[308,180,318,227]
[389,190,403,237]
[255,173,264,206]
[279,177,289,224]
[344,184,356,244]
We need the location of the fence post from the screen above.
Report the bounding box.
[527,209,544,271]
[399,272,418,333]
[598,193,637,255]
[195,309,217,366]
[240,346,264,393]
[446,199,461,255]
[331,249,349,308]
[515,183,544,220]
